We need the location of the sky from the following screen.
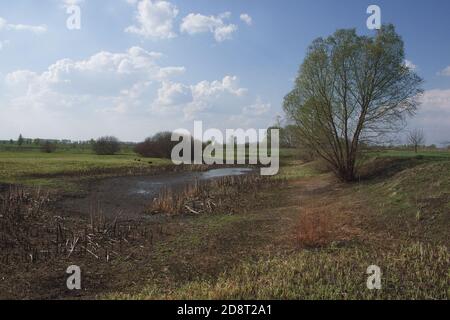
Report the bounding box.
[0,0,449,144]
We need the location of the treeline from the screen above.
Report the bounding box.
[1,132,269,162]
[0,133,210,159]
[0,134,135,154]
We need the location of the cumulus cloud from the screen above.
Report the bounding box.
[180,12,238,42]
[152,75,249,117]
[0,48,271,140]
[155,81,192,107]
[419,89,450,112]
[125,0,178,39]
[243,99,270,116]
[191,75,247,99]
[2,46,184,114]
[0,17,47,34]
[182,76,251,120]
[240,13,252,26]
[407,88,450,145]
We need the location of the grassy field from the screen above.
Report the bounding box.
[369,149,450,159]
[105,153,449,300]
[0,150,171,190]
[0,148,449,299]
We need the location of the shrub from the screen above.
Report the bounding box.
[40,141,57,153]
[93,136,121,155]
[135,132,210,160]
[135,132,176,159]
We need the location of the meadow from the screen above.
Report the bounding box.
[0,146,449,299]
[0,150,171,190]
[107,153,450,300]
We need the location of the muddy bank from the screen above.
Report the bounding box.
[57,167,255,218]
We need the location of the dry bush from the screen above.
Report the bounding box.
[0,188,158,265]
[0,188,51,263]
[295,211,332,248]
[295,199,363,249]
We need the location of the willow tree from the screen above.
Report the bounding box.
[283,25,423,181]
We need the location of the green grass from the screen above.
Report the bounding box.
[0,150,170,189]
[276,160,321,180]
[354,160,450,244]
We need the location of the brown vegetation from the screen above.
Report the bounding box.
[148,174,286,215]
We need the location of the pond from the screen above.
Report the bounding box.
[59,167,255,218]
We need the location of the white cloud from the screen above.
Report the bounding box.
[155,81,192,107]
[437,66,450,77]
[2,47,184,111]
[404,59,417,71]
[407,88,450,145]
[1,47,273,141]
[150,75,272,130]
[125,0,178,39]
[0,17,47,34]
[180,12,238,42]
[240,13,252,26]
[191,75,247,99]
[182,76,249,119]
[157,66,186,78]
[243,99,270,116]
[419,89,450,112]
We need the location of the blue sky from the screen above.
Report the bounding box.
[1,0,449,144]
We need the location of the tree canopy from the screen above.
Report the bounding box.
[283,24,423,181]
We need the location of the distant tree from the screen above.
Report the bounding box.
[283,25,423,181]
[135,132,205,160]
[18,134,24,146]
[93,136,121,155]
[408,128,425,153]
[41,141,57,153]
[135,132,177,159]
[9,139,13,144]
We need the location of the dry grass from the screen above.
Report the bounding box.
[148,174,286,216]
[2,157,449,300]
[0,187,159,267]
[110,242,449,300]
[0,187,175,299]
[295,210,333,248]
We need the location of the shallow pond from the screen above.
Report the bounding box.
[59,167,255,218]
